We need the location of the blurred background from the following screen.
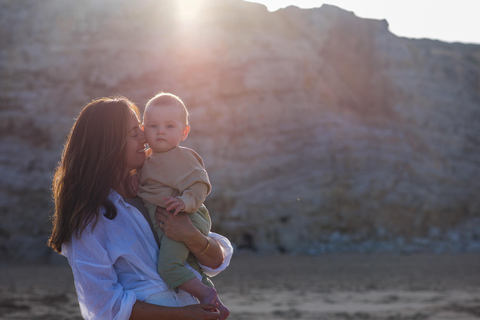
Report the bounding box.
[1,0,480,263]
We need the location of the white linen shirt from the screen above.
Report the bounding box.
[61,190,233,320]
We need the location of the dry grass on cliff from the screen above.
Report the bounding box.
[1,253,479,320]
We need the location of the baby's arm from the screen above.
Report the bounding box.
[174,181,209,213]
[164,196,185,215]
[172,150,211,213]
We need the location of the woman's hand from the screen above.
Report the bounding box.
[130,300,220,319]
[182,304,220,320]
[155,207,196,242]
[155,207,224,269]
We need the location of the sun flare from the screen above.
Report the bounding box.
[175,0,204,26]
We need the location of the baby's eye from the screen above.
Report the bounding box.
[167,124,175,128]
[149,124,157,128]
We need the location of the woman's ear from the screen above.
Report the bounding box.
[181,125,190,141]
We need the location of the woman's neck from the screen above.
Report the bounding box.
[114,185,129,199]
[114,173,133,199]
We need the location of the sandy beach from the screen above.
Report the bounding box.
[1,252,479,320]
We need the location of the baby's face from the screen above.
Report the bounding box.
[143,104,189,153]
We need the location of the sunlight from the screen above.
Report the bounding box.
[174,0,203,27]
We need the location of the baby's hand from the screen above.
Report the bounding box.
[164,197,185,215]
[126,174,139,198]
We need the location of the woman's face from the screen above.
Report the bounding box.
[125,110,146,173]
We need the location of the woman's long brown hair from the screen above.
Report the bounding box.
[48,97,140,253]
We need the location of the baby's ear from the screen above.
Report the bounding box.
[181,125,190,141]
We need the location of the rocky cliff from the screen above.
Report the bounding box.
[1,0,479,261]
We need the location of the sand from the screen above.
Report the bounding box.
[1,252,479,319]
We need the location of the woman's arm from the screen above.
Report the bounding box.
[130,300,219,320]
[183,229,224,269]
[155,207,224,269]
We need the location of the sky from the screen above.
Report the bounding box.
[244,0,480,45]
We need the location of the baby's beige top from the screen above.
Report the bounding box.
[138,146,211,213]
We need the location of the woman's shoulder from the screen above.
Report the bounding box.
[75,191,128,237]
[62,192,146,256]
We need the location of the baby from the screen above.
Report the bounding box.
[137,92,229,319]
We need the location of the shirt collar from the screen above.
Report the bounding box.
[109,189,139,211]
[108,189,125,207]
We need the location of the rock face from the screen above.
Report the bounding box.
[1,0,479,260]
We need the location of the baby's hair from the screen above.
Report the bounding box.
[145,92,189,126]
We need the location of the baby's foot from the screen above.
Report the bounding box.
[200,287,230,320]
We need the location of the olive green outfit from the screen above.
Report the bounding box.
[138,146,213,289]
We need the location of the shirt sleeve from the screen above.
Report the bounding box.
[198,232,234,277]
[177,179,210,213]
[175,148,212,212]
[64,231,137,320]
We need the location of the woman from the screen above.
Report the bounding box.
[48,97,232,319]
